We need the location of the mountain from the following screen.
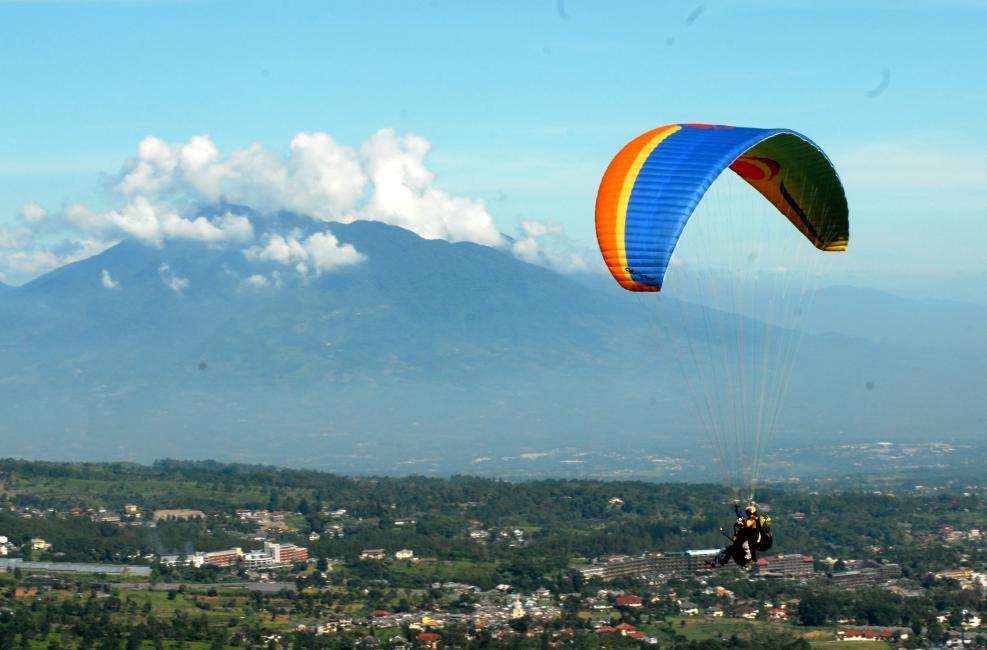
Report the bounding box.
[799,285,987,350]
[1,216,984,475]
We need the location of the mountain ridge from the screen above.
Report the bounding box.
[1,216,983,474]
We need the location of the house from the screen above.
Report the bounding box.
[836,626,910,642]
[124,504,140,515]
[360,549,387,561]
[679,601,699,616]
[767,608,788,621]
[395,549,414,560]
[416,632,441,649]
[615,595,643,608]
[613,623,638,637]
[152,509,205,522]
[30,538,51,551]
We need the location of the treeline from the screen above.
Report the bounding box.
[1,458,984,577]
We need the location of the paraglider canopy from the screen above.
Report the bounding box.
[595,123,849,292]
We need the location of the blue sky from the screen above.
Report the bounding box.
[1,0,985,300]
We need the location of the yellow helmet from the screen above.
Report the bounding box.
[744,504,757,516]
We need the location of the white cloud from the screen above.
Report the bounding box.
[0,238,114,277]
[353,129,504,246]
[114,132,368,220]
[101,269,120,289]
[1,250,63,275]
[283,132,368,218]
[510,218,587,274]
[1,128,515,283]
[245,230,365,276]
[116,136,181,195]
[19,201,47,224]
[167,275,189,293]
[520,219,563,239]
[245,274,269,287]
[511,237,540,264]
[0,226,32,250]
[109,129,504,247]
[66,198,253,247]
[158,263,189,294]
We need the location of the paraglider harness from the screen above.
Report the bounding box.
[734,501,772,552]
[709,501,772,568]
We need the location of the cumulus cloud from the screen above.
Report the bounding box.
[1,128,517,283]
[114,129,502,246]
[158,263,189,294]
[520,219,563,239]
[66,197,253,247]
[0,225,32,250]
[245,230,365,276]
[0,239,114,277]
[511,219,587,274]
[101,269,120,289]
[245,274,269,288]
[353,129,504,246]
[115,132,367,219]
[1,250,63,275]
[19,202,47,224]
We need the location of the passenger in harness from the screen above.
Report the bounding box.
[708,501,772,568]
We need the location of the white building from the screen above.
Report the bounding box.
[242,550,276,571]
[395,549,414,560]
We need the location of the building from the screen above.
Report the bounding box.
[753,554,815,579]
[767,608,788,621]
[395,549,414,560]
[615,596,643,608]
[836,626,910,642]
[360,549,387,561]
[578,549,719,581]
[153,509,206,522]
[241,550,276,571]
[30,538,51,552]
[201,548,242,567]
[830,569,877,588]
[830,561,901,588]
[264,541,308,564]
[679,601,699,616]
